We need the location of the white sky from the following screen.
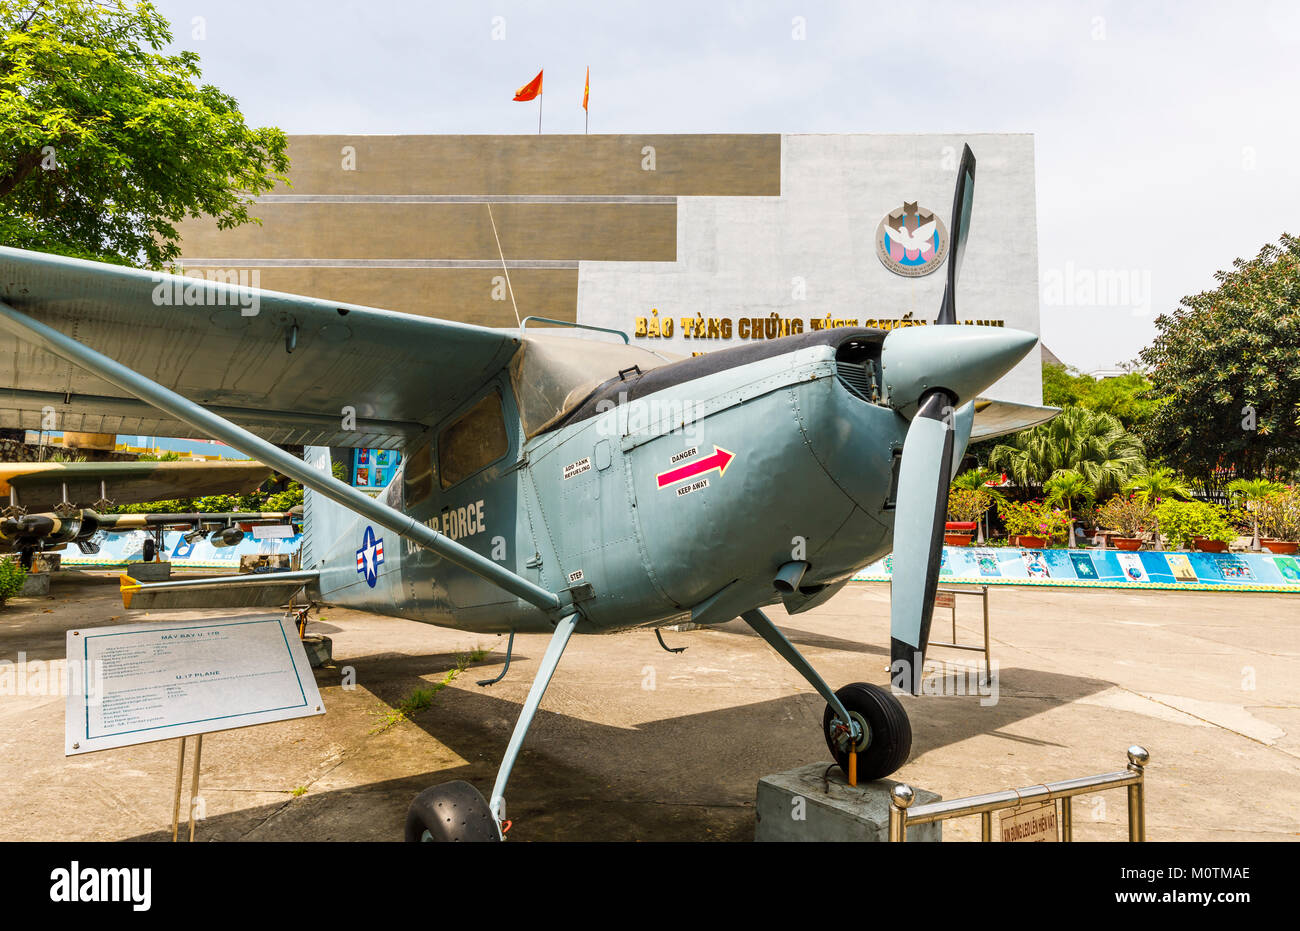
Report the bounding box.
[153,0,1300,372]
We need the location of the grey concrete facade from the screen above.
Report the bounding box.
[579,133,1042,405]
[176,133,1041,404]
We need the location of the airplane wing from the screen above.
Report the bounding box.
[0,246,520,449]
[95,510,298,531]
[970,398,1060,441]
[0,460,271,512]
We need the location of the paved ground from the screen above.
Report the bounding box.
[1,571,1297,841]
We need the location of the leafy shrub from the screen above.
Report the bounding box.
[998,500,1072,543]
[1257,487,1300,541]
[0,558,27,606]
[1095,494,1155,537]
[947,487,994,522]
[1154,500,1236,549]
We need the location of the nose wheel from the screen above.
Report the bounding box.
[822,682,912,782]
[405,781,501,842]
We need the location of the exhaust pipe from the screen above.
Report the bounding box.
[773,560,810,594]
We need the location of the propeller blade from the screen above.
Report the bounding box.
[936,144,976,326]
[890,390,955,694]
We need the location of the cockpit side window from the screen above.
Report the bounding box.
[438,389,510,489]
[403,441,434,507]
[509,335,680,438]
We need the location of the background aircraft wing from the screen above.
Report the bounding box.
[0,247,520,450]
[120,571,318,610]
[95,509,298,531]
[970,398,1060,441]
[0,460,271,511]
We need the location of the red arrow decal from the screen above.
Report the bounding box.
[656,446,735,488]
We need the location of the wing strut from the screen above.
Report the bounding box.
[0,301,562,616]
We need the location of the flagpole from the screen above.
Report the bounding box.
[538,90,543,134]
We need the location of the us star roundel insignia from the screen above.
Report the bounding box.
[356,525,385,588]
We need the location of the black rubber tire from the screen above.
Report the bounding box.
[822,682,912,781]
[142,537,156,563]
[404,780,500,842]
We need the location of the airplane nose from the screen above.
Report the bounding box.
[879,325,1038,417]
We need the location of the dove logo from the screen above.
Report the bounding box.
[875,201,949,278]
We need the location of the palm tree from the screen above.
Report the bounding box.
[1044,468,1095,548]
[1124,466,1192,504]
[989,406,1145,500]
[951,467,1005,542]
[1124,466,1192,550]
[1227,477,1285,550]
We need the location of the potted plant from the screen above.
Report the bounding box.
[948,467,1006,543]
[998,500,1070,548]
[1227,477,1286,550]
[946,487,994,545]
[1256,487,1300,554]
[1123,466,1192,551]
[1153,499,1236,552]
[1044,468,1095,549]
[1095,494,1154,550]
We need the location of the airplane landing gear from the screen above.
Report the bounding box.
[822,682,911,781]
[405,781,500,842]
[406,611,581,842]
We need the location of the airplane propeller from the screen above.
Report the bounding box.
[879,145,1038,693]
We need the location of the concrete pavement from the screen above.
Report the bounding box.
[1,571,1296,841]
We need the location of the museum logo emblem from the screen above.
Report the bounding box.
[875,201,949,278]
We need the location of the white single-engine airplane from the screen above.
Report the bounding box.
[0,145,1051,840]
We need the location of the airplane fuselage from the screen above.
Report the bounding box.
[305,328,927,635]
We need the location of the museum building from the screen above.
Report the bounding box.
[176,132,1042,407]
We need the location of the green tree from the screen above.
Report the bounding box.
[1123,466,1192,505]
[1140,234,1300,491]
[1043,468,1094,547]
[1226,477,1285,549]
[988,406,1145,500]
[1123,466,1192,550]
[1042,363,1159,433]
[0,0,289,267]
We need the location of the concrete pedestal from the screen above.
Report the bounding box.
[755,762,942,842]
[301,635,332,668]
[19,572,50,596]
[127,561,172,582]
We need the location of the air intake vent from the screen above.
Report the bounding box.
[836,360,876,401]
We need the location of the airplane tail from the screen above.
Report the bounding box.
[300,446,355,570]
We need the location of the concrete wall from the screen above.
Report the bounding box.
[577,133,1042,405]
[177,132,1040,404]
[177,134,777,327]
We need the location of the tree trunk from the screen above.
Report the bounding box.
[0,148,46,200]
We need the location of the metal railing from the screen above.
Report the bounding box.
[889,746,1149,842]
[928,585,990,684]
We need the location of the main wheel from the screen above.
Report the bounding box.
[142,537,156,563]
[404,780,500,842]
[822,682,912,781]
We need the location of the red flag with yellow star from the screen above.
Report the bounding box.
[513,70,543,102]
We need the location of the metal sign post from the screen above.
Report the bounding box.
[170,734,204,842]
[927,585,991,684]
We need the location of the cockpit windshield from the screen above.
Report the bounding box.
[509,334,682,437]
